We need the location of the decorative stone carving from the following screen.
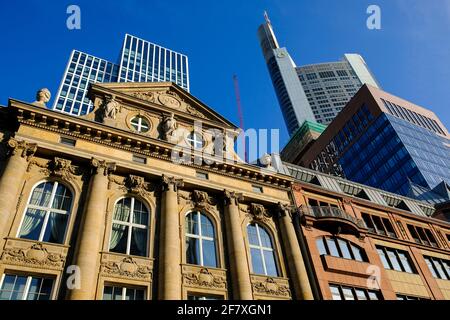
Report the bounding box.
[100,257,152,280]
[27,157,82,182]
[178,190,217,210]
[259,153,275,171]
[183,268,227,289]
[252,277,291,297]
[158,93,182,109]
[186,104,207,119]
[108,174,154,198]
[276,202,296,218]
[132,91,156,103]
[91,157,116,176]
[247,203,271,222]
[32,88,51,107]
[162,175,184,192]
[161,113,177,141]
[7,138,37,160]
[223,190,243,206]
[1,243,65,270]
[100,96,120,123]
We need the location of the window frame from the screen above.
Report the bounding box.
[102,283,146,300]
[407,224,438,247]
[186,131,205,150]
[361,213,397,238]
[17,180,73,244]
[316,236,367,262]
[185,211,218,268]
[0,273,54,300]
[376,246,416,274]
[424,256,450,280]
[108,196,150,257]
[247,223,280,277]
[130,115,150,133]
[329,284,380,301]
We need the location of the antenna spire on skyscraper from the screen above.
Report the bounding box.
[264,10,271,25]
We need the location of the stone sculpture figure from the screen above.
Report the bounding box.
[162,113,177,141]
[32,88,51,107]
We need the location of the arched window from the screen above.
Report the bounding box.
[18,181,73,244]
[185,211,217,267]
[316,237,366,262]
[247,223,279,276]
[109,197,149,257]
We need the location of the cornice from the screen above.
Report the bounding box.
[9,100,294,190]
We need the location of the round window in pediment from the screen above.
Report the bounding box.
[130,116,150,133]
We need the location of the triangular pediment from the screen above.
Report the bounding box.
[89,82,237,129]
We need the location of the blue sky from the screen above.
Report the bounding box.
[1,0,449,154]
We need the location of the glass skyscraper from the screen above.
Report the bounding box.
[53,34,189,116]
[257,14,380,136]
[300,85,450,197]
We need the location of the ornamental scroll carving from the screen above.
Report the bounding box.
[8,138,37,161]
[223,190,243,206]
[276,202,296,219]
[91,157,116,176]
[161,175,184,192]
[131,90,208,119]
[246,203,271,223]
[252,277,291,298]
[108,174,154,198]
[27,157,83,183]
[183,268,227,289]
[100,257,152,280]
[178,190,217,211]
[1,243,65,270]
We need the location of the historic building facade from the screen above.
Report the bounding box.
[0,82,313,300]
[283,162,450,300]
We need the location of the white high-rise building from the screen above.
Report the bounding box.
[258,13,380,134]
[297,54,380,125]
[53,34,189,116]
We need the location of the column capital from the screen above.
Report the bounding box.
[90,157,116,176]
[276,202,297,219]
[161,174,184,192]
[7,138,37,161]
[223,190,243,206]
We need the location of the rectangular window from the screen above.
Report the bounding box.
[329,284,381,301]
[252,185,263,193]
[103,285,145,300]
[376,246,415,274]
[362,213,397,238]
[187,294,222,300]
[0,274,54,300]
[408,225,438,247]
[60,137,76,147]
[132,155,147,164]
[196,171,209,180]
[424,256,450,280]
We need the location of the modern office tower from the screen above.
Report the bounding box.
[297,84,450,197]
[257,14,380,135]
[53,34,189,116]
[257,12,316,136]
[297,54,380,125]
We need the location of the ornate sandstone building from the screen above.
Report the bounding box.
[0,82,313,300]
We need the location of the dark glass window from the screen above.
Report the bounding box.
[103,285,145,300]
[316,237,367,262]
[185,211,217,268]
[376,246,415,273]
[329,284,380,300]
[424,256,450,280]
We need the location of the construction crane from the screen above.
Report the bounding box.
[233,74,248,162]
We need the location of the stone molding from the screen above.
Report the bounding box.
[161,175,184,192]
[251,275,291,298]
[1,241,66,271]
[100,255,153,281]
[91,157,116,176]
[7,138,37,161]
[182,266,227,290]
[108,174,154,198]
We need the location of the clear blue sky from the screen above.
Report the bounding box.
[1,0,449,153]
